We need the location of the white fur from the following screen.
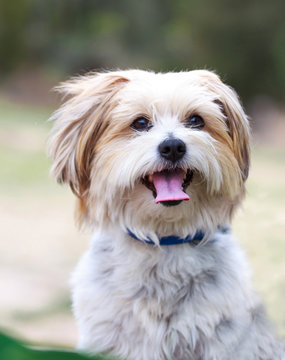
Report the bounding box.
[48,70,285,359]
[72,228,284,360]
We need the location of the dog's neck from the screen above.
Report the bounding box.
[127,228,205,246]
[126,225,230,246]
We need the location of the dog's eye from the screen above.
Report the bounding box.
[131,117,151,131]
[186,115,205,129]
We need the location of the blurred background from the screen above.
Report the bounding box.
[0,0,284,348]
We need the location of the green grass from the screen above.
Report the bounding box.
[0,98,51,127]
[0,99,61,195]
[0,145,50,187]
[12,297,72,323]
[0,333,114,360]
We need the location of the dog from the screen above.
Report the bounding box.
[48,70,284,360]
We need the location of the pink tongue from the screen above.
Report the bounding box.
[152,169,190,204]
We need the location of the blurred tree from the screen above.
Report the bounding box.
[0,0,32,72]
[169,0,285,101]
[1,0,285,101]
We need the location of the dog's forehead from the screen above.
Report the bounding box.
[122,70,207,95]
[116,70,218,116]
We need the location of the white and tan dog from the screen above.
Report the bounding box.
[48,70,284,360]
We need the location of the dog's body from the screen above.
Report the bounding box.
[48,70,284,360]
[72,227,282,360]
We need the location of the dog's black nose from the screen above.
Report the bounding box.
[158,138,186,162]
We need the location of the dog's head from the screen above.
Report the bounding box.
[48,70,250,237]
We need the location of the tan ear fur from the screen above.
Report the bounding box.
[196,70,251,181]
[48,72,129,200]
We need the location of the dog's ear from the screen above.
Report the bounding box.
[48,72,129,198]
[195,70,251,181]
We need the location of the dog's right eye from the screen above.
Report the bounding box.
[131,117,151,131]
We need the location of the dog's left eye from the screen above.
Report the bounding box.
[131,117,152,131]
[186,115,205,129]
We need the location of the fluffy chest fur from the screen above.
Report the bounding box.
[72,229,263,360]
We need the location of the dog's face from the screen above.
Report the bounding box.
[48,70,250,237]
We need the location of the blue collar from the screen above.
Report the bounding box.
[127,228,205,246]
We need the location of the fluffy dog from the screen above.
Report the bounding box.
[48,70,284,360]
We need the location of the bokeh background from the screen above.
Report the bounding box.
[0,0,284,348]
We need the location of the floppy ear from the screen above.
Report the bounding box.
[47,72,129,198]
[195,70,251,181]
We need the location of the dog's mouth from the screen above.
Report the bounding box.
[141,169,194,207]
